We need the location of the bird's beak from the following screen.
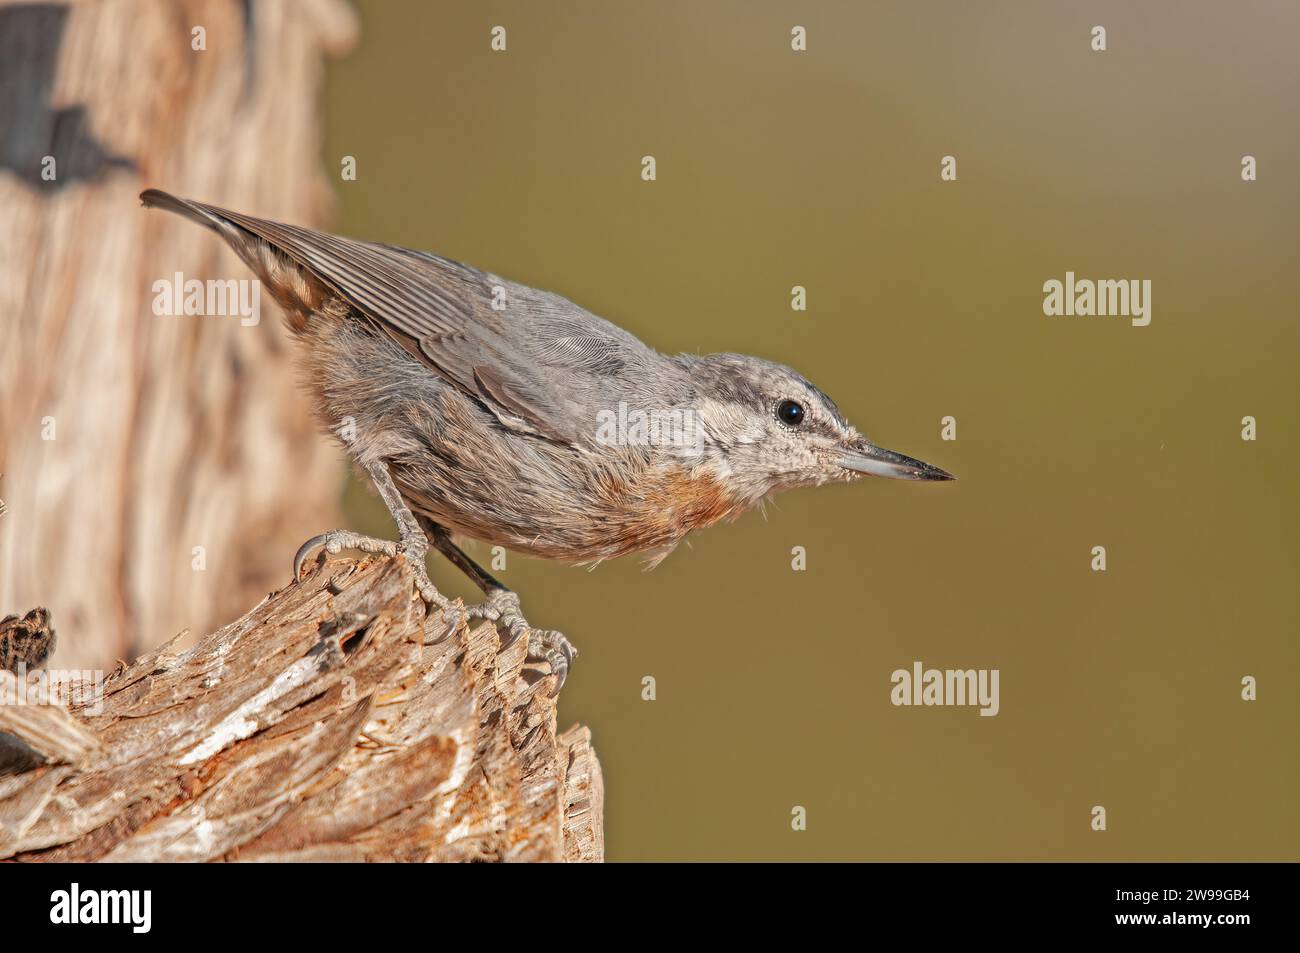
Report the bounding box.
[836,442,956,481]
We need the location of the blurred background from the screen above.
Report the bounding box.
[4,0,1297,860]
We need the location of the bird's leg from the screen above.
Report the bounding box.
[294,461,455,616]
[416,515,577,693]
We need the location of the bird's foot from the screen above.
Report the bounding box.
[466,589,577,694]
[293,528,456,617]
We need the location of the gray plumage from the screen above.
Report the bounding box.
[140,189,952,571]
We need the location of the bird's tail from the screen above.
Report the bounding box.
[139,189,330,330]
[139,188,226,231]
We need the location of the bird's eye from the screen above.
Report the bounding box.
[775,399,805,427]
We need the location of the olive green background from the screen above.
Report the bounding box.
[323,1,1299,861]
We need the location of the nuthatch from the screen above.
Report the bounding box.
[141,189,954,689]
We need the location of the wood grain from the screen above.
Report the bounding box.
[0,0,357,668]
[0,555,603,862]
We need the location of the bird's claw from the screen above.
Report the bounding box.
[529,629,577,696]
[293,530,395,582]
[292,529,453,615]
[466,589,576,694]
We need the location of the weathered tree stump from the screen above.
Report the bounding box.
[0,557,603,862]
[0,0,357,669]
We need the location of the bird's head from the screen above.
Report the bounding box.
[674,353,955,504]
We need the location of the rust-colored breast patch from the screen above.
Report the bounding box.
[595,465,746,560]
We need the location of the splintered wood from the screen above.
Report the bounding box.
[0,557,603,862]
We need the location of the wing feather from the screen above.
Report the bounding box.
[170,197,586,444]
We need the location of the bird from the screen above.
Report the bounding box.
[140,189,954,690]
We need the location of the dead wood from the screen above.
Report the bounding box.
[0,556,603,862]
[0,0,356,669]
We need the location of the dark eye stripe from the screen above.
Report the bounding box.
[801,381,847,428]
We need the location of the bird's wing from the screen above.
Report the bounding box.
[173,197,601,444]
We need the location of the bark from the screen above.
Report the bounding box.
[0,0,357,668]
[0,555,604,862]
